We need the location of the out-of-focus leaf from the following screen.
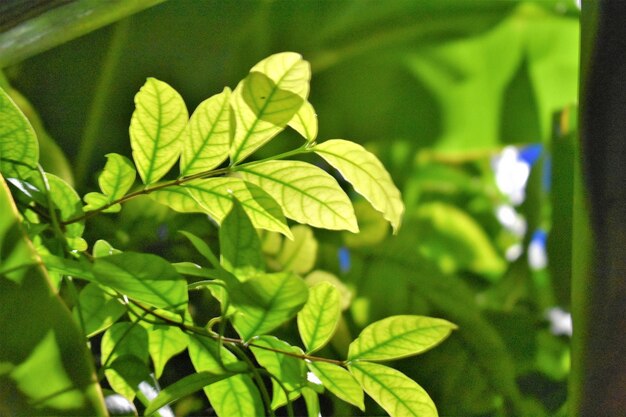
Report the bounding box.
[314,139,404,233]
[237,160,358,232]
[274,225,318,275]
[230,52,310,163]
[130,77,188,184]
[101,322,149,401]
[74,283,125,337]
[348,361,437,417]
[231,271,309,341]
[0,85,38,179]
[0,174,106,415]
[297,282,341,353]
[348,315,456,361]
[186,177,292,237]
[92,252,188,310]
[220,200,264,280]
[180,88,231,176]
[343,200,389,248]
[307,361,364,410]
[305,270,352,311]
[288,100,318,143]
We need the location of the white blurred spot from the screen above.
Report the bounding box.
[307,371,322,386]
[528,237,548,270]
[104,394,136,415]
[546,307,573,337]
[496,204,527,237]
[139,379,175,417]
[505,243,524,262]
[492,146,530,205]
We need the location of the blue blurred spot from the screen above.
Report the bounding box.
[531,229,547,248]
[518,144,542,166]
[542,154,552,192]
[157,224,169,241]
[338,247,351,273]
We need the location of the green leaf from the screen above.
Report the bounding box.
[92,252,188,310]
[145,324,188,378]
[220,200,264,280]
[231,271,309,341]
[236,160,358,232]
[307,361,364,411]
[348,315,456,361]
[188,335,263,417]
[83,153,136,211]
[250,336,307,392]
[74,283,125,337]
[288,100,318,143]
[0,86,38,179]
[101,322,149,400]
[144,371,234,416]
[150,186,206,213]
[0,174,106,415]
[314,139,404,233]
[130,77,188,184]
[185,177,292,237]
[297,282,341,353]
[302,387,321,417]
[178,230,220,269]
[348,361,437,417]
[92,239,121,257]
[107,355,151,395]
[305,270,352,311]
[181,88,231,176]
[274,225,318,274]
[230,52,310,163]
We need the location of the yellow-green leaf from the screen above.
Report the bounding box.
[146,324,188,379]
[220,200,265,280]
[0,86,38,179]
[314,139,404,233]
[297,282,341,353]
[150,186,206,213]
[98,153,136,198]
[230,52,310,163]
[236,160,358,232]
[348,361,437,417]
[307,361,364,411]
[274,225,318,275]
[74,283,125,337]
[185,177,292,237]
[348,315,457,361]
[130,78,188,184]
[288,100,317,143]
[181,88,231,176]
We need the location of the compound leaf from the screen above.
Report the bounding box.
[236,160,358,232]
[130,78,188,185]
[348,315,456,362]
[348,361,437,417]
[181,88,231,176]
[230,52,310,163]
[297,282,341,353]
[0,86,38,179]
[307,361,364,411]
[314,139,404,233]
[92,252,188,310]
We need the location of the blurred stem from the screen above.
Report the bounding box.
[75,18,130,191]
[0,0,165,68]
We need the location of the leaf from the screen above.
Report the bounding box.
[144,371,234,416]
[92,252,188,310]
[188,335,264,417]
[348,361,437,417]
[236,160,358,232]
[288,100,318,143]
[0,86,38,179]
[180,88,231,176]
[150,186,206,213]
[107,355,151,395]
[101,322,149,400]
[130,78,188,185]
[220,200,265,280]
[92,239,121,257]
[314,139,404,233]
[348,315,457,362]
[145,324,188,378]
[305,270,352,311]
[302,387,321,417]
[0,174,106,415]
[74,283,125,337]
[178,230,220,269]
[307,361,364,411]
[297,282,341,353]
[275,225,318,274]
[230,52,310,163]
[185,177,292,237]
[83,153,136,211]
[231,271,309,341]
[250,336,307,391]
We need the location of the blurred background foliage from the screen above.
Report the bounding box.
[1,0,580,416]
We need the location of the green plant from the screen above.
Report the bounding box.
[0,52,456,416]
